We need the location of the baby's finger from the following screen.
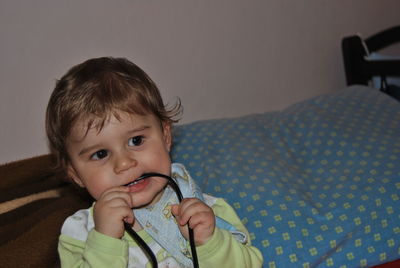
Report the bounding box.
[100,186,129,199]
[107,196,134,208]
[171,204,180,216]
[176,199,209,226]
[186,211,209,229]
[100,190,133,207]
[123,209,135,225]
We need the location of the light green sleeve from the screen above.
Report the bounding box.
[58,229,129,267]
[196,198,264,268]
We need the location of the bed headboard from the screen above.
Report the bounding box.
[342,25,400,100]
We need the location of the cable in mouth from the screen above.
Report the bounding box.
[124,177,146,187]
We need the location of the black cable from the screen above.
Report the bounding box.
[124,221,158,268]
[124,173,199,268]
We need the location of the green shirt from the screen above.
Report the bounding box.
[58,197,263,267]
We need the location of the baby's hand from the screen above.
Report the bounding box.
[171,198,215,246]
[93,186,134,239]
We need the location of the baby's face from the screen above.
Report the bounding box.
[66,111,172,208]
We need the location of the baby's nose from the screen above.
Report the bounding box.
[114,153,138,173]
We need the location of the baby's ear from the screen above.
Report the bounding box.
[67,164,85,188]
[162,122,172,152]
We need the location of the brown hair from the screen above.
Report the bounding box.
[46,57,181,172]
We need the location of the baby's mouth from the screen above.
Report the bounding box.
[124,177,146,187]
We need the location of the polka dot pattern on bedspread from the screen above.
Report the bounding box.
[171,86,400,267]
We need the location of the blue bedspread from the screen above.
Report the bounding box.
[171,86,400,267]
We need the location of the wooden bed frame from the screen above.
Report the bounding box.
[342,25,400,101]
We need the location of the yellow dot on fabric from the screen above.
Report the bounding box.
[294,210,302,217]
[326,258,334,266]
[355,239,362,247]
[263,177,271,184]
[315,235,324,242]
[358,205,366,212]
[262,239,270,247]
[279,204,288,211]
[302,229,309,237]
[266,200,274,206]
[368,246,375,253]
[370,211,378,220]
[335,226,344,234]
[276,246,283,255]
[374,233,381,241]
[258,186,266,192]
[260,210,268,216]
[387,239,395,247]
[346,193,355,199]
[289,254,298,263]
[268,261,276,268]
[386,206,394,214]
[298,201,306,207]
[296,241,303,249]
[347,253,355,260]
[326,212,334,220]
[268,227,276,234]
[282,233,290,241]
[380,253,387,261]
[254,220,262,228]
[247,205,254,212]
[360,259,368,267]
[309,248,318,256]
[233,202,241,209]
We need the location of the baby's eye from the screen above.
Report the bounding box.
[91,149,108,160]
[129,136,144,147]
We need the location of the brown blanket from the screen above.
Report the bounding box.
[0,155,91,267]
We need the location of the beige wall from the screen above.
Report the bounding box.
[1,0,399,164]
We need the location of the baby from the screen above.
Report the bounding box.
[46,57,263,267]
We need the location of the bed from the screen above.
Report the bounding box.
[1,85,399,268]
[1,27,400,267]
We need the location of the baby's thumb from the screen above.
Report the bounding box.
[124,211,135,225]
[171,204,180,216]
[172,204,187,226]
